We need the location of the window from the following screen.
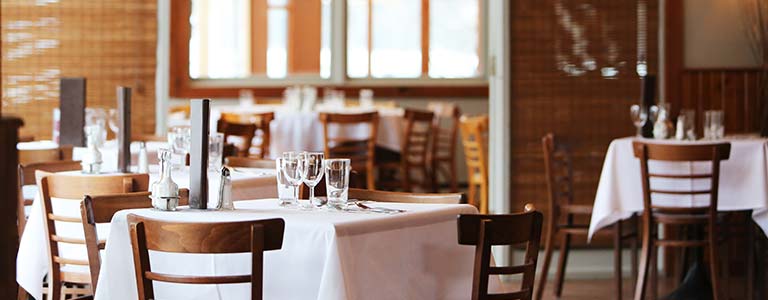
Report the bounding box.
[174,0,487,98]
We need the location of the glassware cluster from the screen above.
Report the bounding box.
[276,151,351,210]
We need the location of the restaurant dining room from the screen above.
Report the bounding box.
[2,0,768,299]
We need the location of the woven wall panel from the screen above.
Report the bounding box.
[509,0,659,246]
[1,0,157,140]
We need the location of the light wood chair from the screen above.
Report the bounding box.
[458,204,543,300]
[319,112,379,189]
[458,115,489,214]
[18,145,73,165]
[80,190,189,292]
[347,188,464,204]
[17,160,81,238]
[632,141,742,300]
[427,102,461,193]
[38,172,149,300]
[378,109,434,192]
[225,157,276,169]
[220,111,275,159]
[127,215,285,300]
[535,133,639,300]
[131,134,166,142]
[217,119,258,158]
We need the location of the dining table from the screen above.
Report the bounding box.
[211,104,406,157]
[16,166,277,300]
[17,139,167,171]
[93,199,494,300]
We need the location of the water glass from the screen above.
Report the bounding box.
[208,133,224,171]
[704,110,724,140]
[168,126,191,168]
[281,152,304,204]
[630,104,647,137]
[325,159,351,209]
[301,152,325,207]
[275,157,298,207]
[680,109,696,140]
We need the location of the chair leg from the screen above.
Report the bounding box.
[708,222,721,300]
[634,219,653,300]
[553,233,571,297]
[17,287,27,300]
[534,225,557,300]
[631,216,639,286]
[650,245,658,300]
[746,215,755,300]
[614,222,624,300]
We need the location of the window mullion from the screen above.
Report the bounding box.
[421,0,430,78]
[331,0,347,84]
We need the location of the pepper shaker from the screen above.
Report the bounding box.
[217,166,234,210]
[137,141,149,173]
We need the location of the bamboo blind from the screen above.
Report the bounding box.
[1,0,157,140]
[508,0,659,246]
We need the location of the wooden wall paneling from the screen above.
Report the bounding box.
[680,69,762,135]
[287,0,322,74]
[251,0,268,74]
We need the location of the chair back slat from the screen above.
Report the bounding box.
[396,109,435,192]
[319,112,378,189]
[19,145,74,165]
[217,119,258,158]
[458,206,543,300]
[348,188,464,204]
[128,215,285,300]
[225,157,276,169]
[459,115,489,213]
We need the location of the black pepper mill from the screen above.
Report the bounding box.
[640,75,656,138]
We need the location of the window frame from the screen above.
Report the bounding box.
[169,0,489,98]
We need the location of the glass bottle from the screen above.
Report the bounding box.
[151,148,179,211]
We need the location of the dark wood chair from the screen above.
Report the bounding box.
[631,141,743,300]
[217,119,258,158]
[535,133,638,300]
[427,102,461,193]
[80,190,189,292]
[127,215,285,300]
[225,156,276,169]
[319,112,379,190]
[458,204,543,300]
[459,115,489,214]
[17,160,81,238]
[378,109,434,192]
[347,188,464,204]
[39,172,149,300]
[220,111,275,158]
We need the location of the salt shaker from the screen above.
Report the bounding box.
[675,115,686,141]
[137,142,149,173]
[216,166,234,210]
[150,148,180,211]
[81,125,103,174]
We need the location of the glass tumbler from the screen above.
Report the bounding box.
[208,133,224,171]
[276,157,298,207]
[325,159,351,209]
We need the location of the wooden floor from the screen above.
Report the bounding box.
[509,278,677,300]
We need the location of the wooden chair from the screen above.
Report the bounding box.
[17,160,81,238]
[319,112,379,189]
[80,190,189,292]
[38,172,149,300]
[378,109,434,192]
[458,204,543,300]
[348,188,464,204]
[458,115,489,214]
[535,134,639,300]
[220,111,275,158]
[18,145,73,165]
[632,141,737,300]
[225,156,276,169]
[127,215,285,300]
[427,102,461,193]
[217,119,258,158]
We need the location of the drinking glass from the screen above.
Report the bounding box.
[301,152,325,207]
[630,105,647,137]
[325,159,351,209]
[168,126,191,168]
[208,133,224,171]
[680,109,696,140]
[280,152,304,205]
[705,110,724,140]
[108,108,119,136]
[275,157,298,207]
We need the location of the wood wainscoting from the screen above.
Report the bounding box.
[677,68,763,135]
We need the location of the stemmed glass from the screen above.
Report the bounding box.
[168,127,191,169]
[630,105,647,137]
[300,152,325,207]
[108,108,119,136]
[280,152,304,206]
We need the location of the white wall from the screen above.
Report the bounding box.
[684,0,761,68]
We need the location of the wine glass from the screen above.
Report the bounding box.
[108,108,119,136]
[300,152,325,207]
[280,152,304,206]
[630,105,647,137]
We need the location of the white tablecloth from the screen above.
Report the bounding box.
[17,140,167,171]
[94,200,488,300]
[589,137,768,239]
[212,105,406,156]
[17,168,277,300]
